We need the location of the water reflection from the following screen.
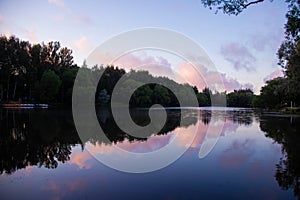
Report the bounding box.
[0,109,80,174]
[0,108,299,199]
[95,108,198,144]
[260,115,300,198]
[0,108,255,174]
[0,108,199,174]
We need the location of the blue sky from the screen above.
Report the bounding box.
[0,0,288,93]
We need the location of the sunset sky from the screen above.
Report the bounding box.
[0,0,287,93]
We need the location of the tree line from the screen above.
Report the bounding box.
[1,33,298,108]
[0,35,255,107]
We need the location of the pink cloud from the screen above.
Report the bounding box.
[88,51,175,77]
[117,133,173,153]
[70,152,92,169]
[177,62,253,92]
[73,36,93,52]
[174,114,241,155]
[263,69,284,82]
[176,62,207,88]
[221,42,256,72]
[116,54,175,77]
[88,51,252,92]
[175,121,207,148]
[114,53,157,68]
[221,75,253,91]
[48,0,64,7]
[92,52,251,92]
[79,134,173,156]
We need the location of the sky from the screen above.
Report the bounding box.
[0,0,288,93]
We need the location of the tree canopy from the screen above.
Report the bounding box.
[0,35,78,103]
[201,0,267,15]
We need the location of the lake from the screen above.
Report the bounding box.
[0,107,299,200]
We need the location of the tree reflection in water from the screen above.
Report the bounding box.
[0,108,199,174]
[0,108,257,175]
[260,115,300,198]
[0,109,81,174]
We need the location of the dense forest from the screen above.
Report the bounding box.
[0,34,298,109]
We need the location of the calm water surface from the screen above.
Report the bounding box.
[0,108,299,200]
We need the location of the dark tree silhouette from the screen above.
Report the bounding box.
[0,109,81,174]
[200,0,267,15]
[227,89,254,107]
[260,116,300,198]
[0,35,79,103]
